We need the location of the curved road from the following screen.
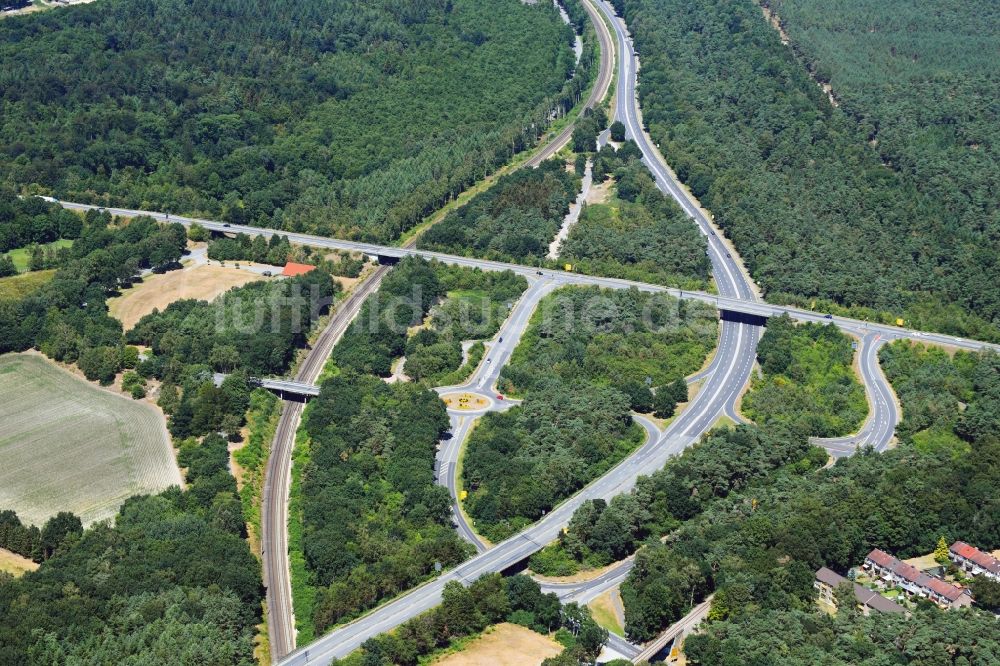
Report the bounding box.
[813,329,899,458]
[524,0,615,168]
[266,2,616,655]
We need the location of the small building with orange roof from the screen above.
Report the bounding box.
[282,262,317,277]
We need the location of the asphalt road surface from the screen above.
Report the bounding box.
[40,1,1000,661]
[813,329,899,458]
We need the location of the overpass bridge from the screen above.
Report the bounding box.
[48,199,1000,357]
[212,373,321,400]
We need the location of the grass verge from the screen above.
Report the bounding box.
[288,424,317,645]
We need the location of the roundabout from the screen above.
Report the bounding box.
[440,391,494,413]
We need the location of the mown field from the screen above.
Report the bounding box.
[0,353,182,527]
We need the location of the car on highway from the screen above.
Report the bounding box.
[496,394,505,401]
[223,223,231,227]
[824,314,834,319]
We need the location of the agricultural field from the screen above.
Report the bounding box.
[430,623,563,666]
[0,353,182,527]
[108,263,269,330]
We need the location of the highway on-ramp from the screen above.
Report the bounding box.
[813,329,899,458]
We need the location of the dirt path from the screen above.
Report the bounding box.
[548,159,593,259]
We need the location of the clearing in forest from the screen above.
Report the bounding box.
[430,623,562,666]
[0,353,182,527]
[108,264,267,330]
[0,547,38,577]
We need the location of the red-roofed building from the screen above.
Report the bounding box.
[863,548,973,609]
[282,262,316,277]
[950,541,1000,581]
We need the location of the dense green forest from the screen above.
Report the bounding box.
[331,257,526,383]
[204,231,367,277]
[742,315,867,437]
[880,341,1000,456]
[463,286,717,542]
[618,0,1000,340]
[766,0,1000,332]
[332,574,607,666]
[529,425,821,576]
[620,347,1000,642]
[419,160,580,264]
[0,209,186,381]
[0,0,580,243]
[0,434,262,664]
[0,191,81,253]
[301,373,470,633]
[299,258,525,634]
[464,380,642,542]
[501,286,717,407]
[684,606,1000,665]
[560,142,711,289]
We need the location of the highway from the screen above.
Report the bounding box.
[52,198,999,356]
[263,3,617,654]
[40,1,1000,661]
[263,265,391,660]
[271,0,767,656]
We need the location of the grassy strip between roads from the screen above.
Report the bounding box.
[289,425,317,646]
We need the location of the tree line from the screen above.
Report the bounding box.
[331,257,526,383]
[766,0,1000,341]
[0,0,582,244]
[620,346,1000,642]
[126,267,338,439]
[462,286,717,542]
[529,425,822,576]
[332,574,607,666]
[560,140,711,289]
[0,191,81,253]
[0,433,262,664]
[420,160,580,264]
[300,257,526,634]
[618,0,1000,340]
[0,210,186,384]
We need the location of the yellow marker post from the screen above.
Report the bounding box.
[459,490,468,501]
[564,263,573,272]
[896,318,904,327]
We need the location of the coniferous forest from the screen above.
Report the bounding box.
[0,0,578,242]
[616,0,1000,339]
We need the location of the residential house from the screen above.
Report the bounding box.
[863,549,973,609]
[950,541,1000,582]
[814,567,906,615]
